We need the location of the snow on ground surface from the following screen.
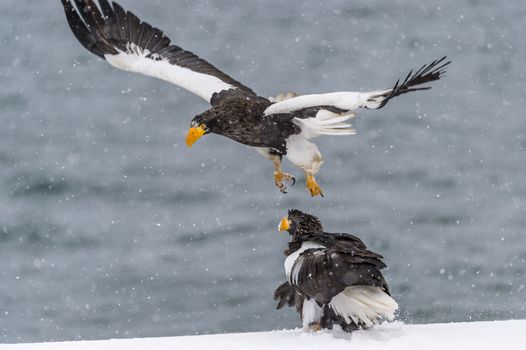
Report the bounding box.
[1,320,524,350]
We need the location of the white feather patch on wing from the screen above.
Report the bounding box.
[104,45,235,102]
[264,90,391,115]
[293,109,357,139]
[329,285,398,327]
[302,298,324,328]
[284,242,325,284]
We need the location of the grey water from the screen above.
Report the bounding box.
[1,0,525,343]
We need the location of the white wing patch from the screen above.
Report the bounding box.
[264,90,391,116]
[104,45,235,102]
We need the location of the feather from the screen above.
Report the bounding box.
[264,57,450,115]
[59,0,255,104]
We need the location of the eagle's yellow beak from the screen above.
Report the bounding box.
[186,125,206,148]
[278,216,291,232]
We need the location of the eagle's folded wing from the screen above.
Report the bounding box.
[290,246,388,305]
[264,57,450,116]
[60,0,256,104]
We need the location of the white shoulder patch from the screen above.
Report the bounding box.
[284,242,325,284]
[268,92,297,103]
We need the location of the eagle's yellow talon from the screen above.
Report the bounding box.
[306,174,323,197]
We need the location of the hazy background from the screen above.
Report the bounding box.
[1,0,525,343]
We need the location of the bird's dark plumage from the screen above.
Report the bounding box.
[60,0,450,196]
[193,92,299,153]
[275,210,397,331]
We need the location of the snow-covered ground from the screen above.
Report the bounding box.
[1,320,524,350]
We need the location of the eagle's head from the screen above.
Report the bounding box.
[278,209,323,236]
[186,112,217,147]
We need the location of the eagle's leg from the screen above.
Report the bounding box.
[272,156,296,193]
[255,148,295,193]
[305,172,324,198]
[308,322,323,332]
[284,135,324,197]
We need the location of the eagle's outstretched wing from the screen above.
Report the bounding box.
[60,0,256,104]
[264,57,450,116]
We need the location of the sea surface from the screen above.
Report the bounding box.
[1,0,525,343]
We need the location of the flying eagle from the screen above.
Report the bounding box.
[275,209,398,332]
[60,0,450,197]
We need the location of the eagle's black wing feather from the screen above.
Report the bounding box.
[292,234,389,304]
[60,0,256,104]
[370,56,450,109]
[274,281,304,313]
[301,231,375,254]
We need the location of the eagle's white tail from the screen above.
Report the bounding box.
[293,109,356,139]
[329,286,398,327]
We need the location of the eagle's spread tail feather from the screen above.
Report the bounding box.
[329,286,398,328]
[366,56,450,109]
[294,109,356,139]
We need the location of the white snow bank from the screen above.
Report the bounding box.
[2,320,524,350]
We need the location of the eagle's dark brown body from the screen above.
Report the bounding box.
[196,92,301,154]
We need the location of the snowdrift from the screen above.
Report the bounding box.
[1,320,523,350]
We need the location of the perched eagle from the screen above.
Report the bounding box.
[274,209,398,332]
[60,0,450,197]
